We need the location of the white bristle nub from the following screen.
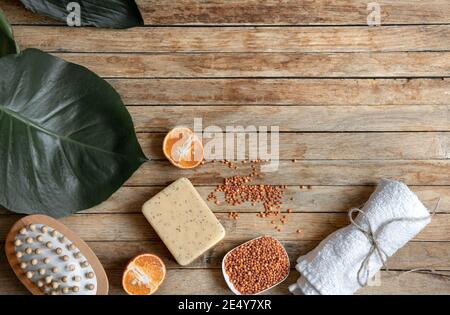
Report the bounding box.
[68,244,77,251]
[10,223,98,295]
[86,272,95,279]
[86,284,95,291]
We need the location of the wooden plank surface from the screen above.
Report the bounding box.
[3,240,450,270]
[126,160,450,186]
[1,268,449,295]
[0,184,448,215]
[135,132,450,160]
[4,0,450,25]
[1,213,449,242]
[1,0,449,296]
[1,239,450,294]
[110,79,450,105]
[54,52,450,78]
[138,0,450,26]
[127,105,450,132]
[14,26,450,53]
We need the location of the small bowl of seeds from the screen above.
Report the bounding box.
[222,236,290,295]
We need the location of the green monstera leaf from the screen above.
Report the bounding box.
[0,9,19,57]
[20,0,144,29]
[0,49,147,217]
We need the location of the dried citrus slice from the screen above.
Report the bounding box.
[163,127,204,169]
[122,254,166,295]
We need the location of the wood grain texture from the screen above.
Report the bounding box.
[90,240,450,271]
[136,132,449,160]
[0,185,448,215]
[127,106,450,132]
[1,213,449,242]
[138,0,450,26]
[63,185,450,215]
[130,269,450,295]
[4,0,450,25]
[110,79,450,105]
[0,132,445,174]
[72,241,450,271]
[0,241,450,294]
[1,240,450,271]
[54,52,450,78]
[128,160,450,186]
[13,26,450,53]
[1,268,449,295]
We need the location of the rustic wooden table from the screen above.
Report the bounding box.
[1,0,449,295]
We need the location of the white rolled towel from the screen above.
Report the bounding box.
[289,179,431,295]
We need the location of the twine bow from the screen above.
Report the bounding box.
[348,198,440,287]
[348,208,389,287]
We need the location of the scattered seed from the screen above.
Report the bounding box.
[207,159,302,233]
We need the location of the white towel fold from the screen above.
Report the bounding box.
[289,179,431,295]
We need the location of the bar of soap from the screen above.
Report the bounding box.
[142,178,226,266]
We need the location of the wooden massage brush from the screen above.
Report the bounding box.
[5,215,109,295]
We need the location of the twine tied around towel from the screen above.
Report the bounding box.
[348,198,443,287]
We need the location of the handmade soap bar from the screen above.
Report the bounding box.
[142,178,226,266]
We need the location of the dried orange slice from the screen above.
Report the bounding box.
[122,254,166,295]
[163,127,204,169]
